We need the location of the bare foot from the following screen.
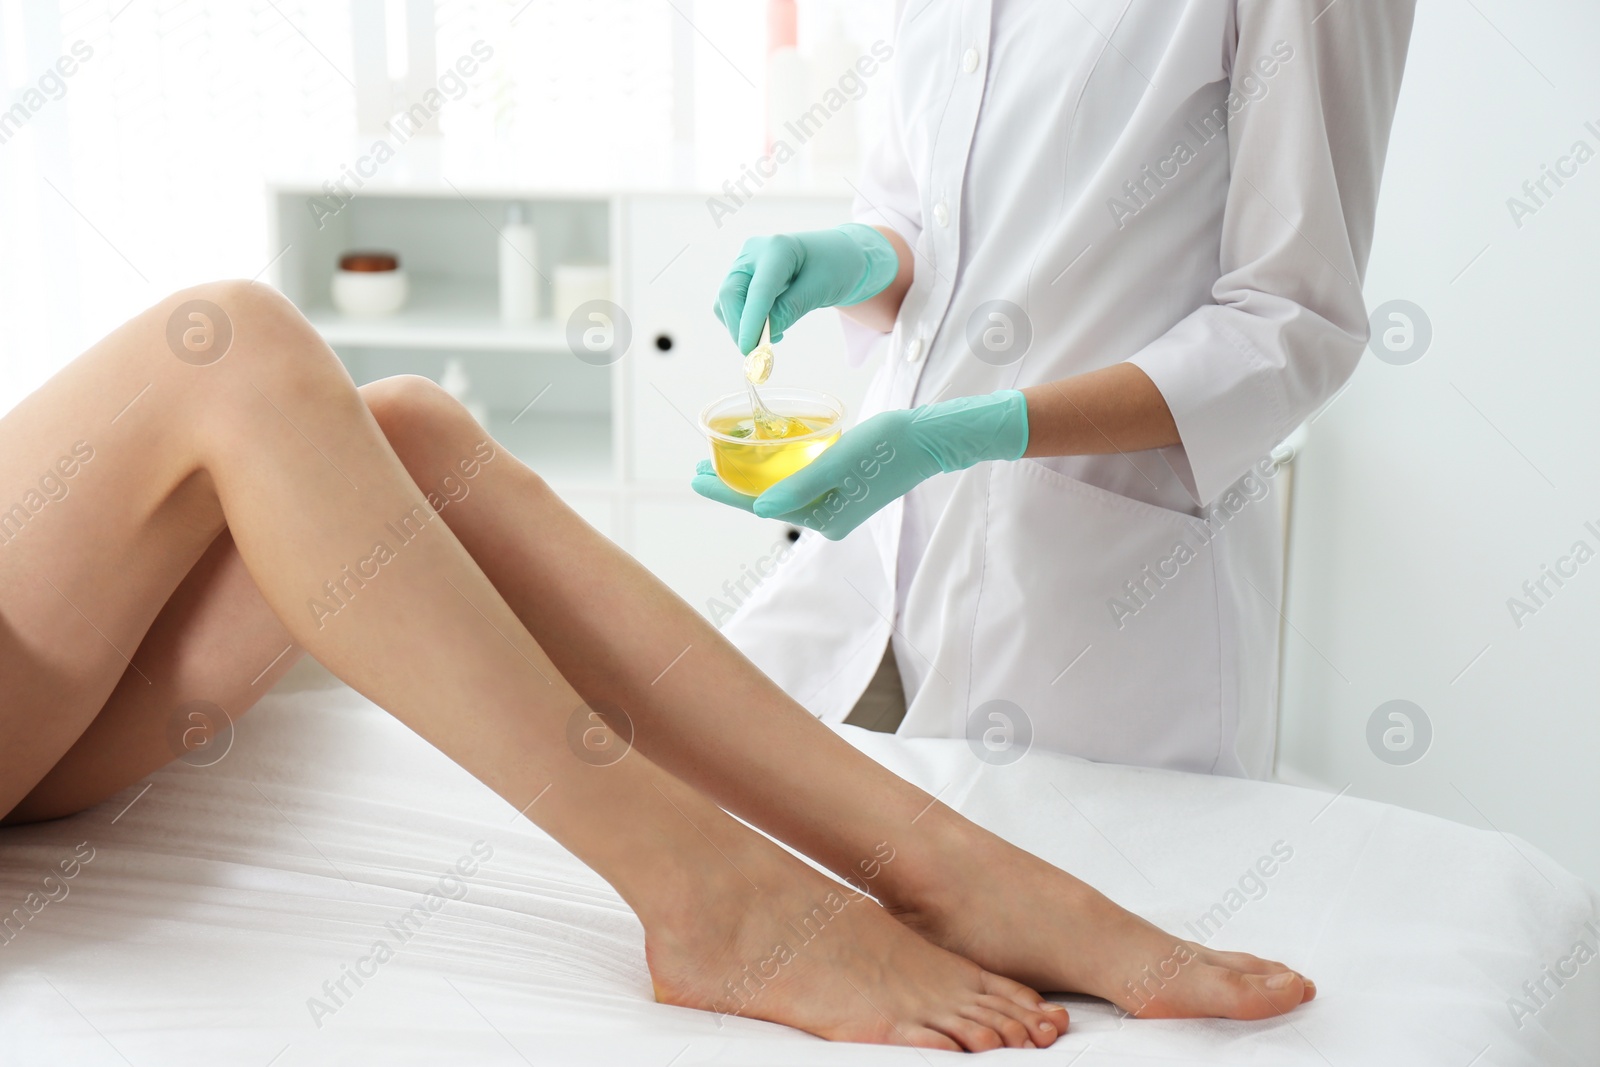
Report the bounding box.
[881,815,1315,1021]
[641,848,1070,1050]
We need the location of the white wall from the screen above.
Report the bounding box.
[1277,0,1600,887]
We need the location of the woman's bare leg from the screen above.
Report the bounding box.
[0,282,1060,1050]
[310,376,1317,1021]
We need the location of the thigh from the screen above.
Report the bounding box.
[1,529,302,824]
[0,287,246,816]
[0,376,427,824]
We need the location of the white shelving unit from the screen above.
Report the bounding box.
[305,277,570,353]
[266,178,874,617]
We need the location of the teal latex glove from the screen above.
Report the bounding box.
[714,224,899,354]
[692,391,1029,540]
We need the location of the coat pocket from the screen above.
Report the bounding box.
[967,458,1230,773]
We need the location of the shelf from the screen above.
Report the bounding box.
[304,277,574,353]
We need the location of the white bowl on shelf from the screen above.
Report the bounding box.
[331,253,408,318]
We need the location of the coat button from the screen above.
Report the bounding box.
[933,200,950,227]
[962,47,981,74]
[905,336,925,363]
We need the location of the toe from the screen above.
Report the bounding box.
[973,993,1062,1047]
[899,1025,963,1052]
[1227,967,1307,1020]
[959,1003,1033,1049]
[1199,948,1286,974]
[934,1016,1005,1052]
[1203,953,1312,1011]
[978,968,1047,1011]
[976,970,1069,1044]
[1200,949,1314,1005]
[1125,963,1305,1021]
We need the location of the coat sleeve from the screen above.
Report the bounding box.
[849,6,924,250]
[1126,0,1417,506]
[839,5,924,365]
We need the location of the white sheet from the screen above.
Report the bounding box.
[1,680,1595,1066]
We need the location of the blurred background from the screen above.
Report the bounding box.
[1,1,1596,893]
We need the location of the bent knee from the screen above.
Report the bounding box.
[141,282,373,456]
[360,374,486,441]
[362,373,452,420]
[162,279,309,349]
[158,280,343,382]
[180,278,300,319]
[360,376,533,491]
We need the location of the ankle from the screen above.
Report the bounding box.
[866,804,981,911]
[872,804,1102,918]
[629,841,767,939]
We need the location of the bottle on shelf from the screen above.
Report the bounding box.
[499,203,541,324]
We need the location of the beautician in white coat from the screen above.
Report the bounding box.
[697,0,1417,775]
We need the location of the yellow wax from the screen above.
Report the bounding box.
[708,414,840,496]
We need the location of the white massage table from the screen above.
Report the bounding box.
[1,677,1595,1066]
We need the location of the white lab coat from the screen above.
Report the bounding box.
[724,0,1416,777]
